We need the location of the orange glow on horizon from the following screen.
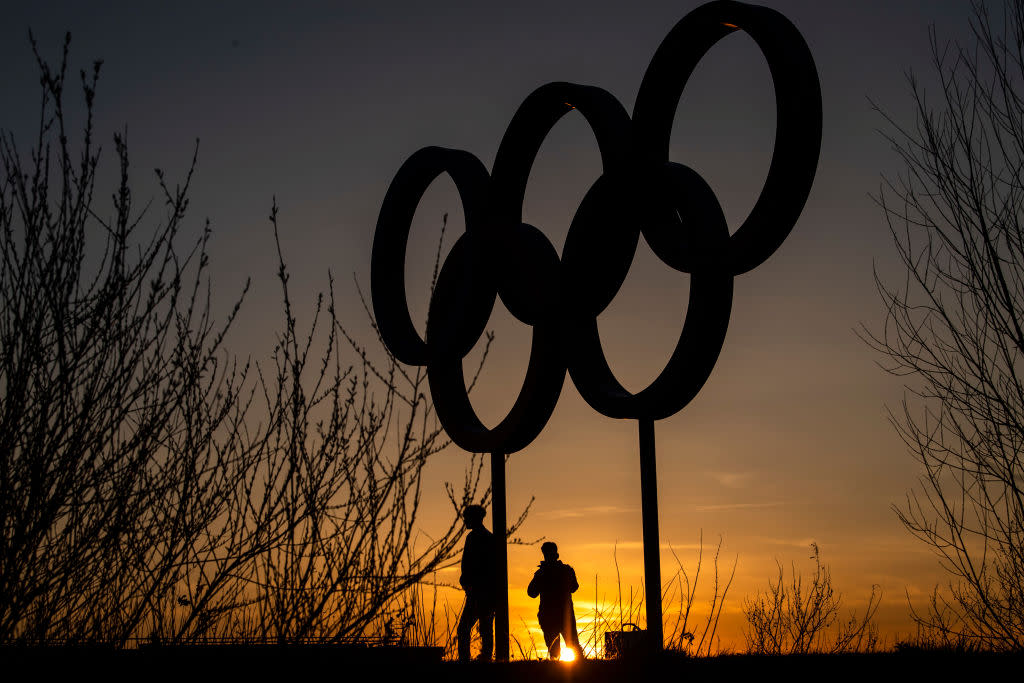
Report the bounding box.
[559,645,576,663]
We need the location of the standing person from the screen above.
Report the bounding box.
[527,541,584,660]
[457,504,495,661]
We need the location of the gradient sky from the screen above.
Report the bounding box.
[1,0,985,653]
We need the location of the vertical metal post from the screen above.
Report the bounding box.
[491,451,510,661]
[639,418,663,651]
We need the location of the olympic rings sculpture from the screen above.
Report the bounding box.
[371,0,822,454]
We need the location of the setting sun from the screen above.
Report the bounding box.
[559,646,576,663]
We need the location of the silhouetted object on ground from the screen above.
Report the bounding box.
[605,624,649,659]
[458,505,497,661]
[371,0,821,656]
[527,543,584,661]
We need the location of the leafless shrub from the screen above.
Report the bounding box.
[576,545,645,659]
[511,616,542,661]
[742,543,880,654]
[894,598,984,653]
[578,534,735,658]
[663,534,736,657]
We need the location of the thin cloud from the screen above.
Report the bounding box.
[759,536,819,548]
[540,505,635,519]
[576,541,703,551]
[695,501,785,511]
[707,471,755,489]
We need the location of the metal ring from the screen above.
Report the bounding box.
[370,0,821,452]
[634,0,822,275]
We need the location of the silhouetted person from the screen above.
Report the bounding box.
[457,504,495,661]
[527,541,584,660]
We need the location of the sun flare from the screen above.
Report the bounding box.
[559,646,576,663]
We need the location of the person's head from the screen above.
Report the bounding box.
[541,541,558,561]
[463,504,486,529]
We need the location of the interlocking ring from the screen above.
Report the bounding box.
[371,0,822,454]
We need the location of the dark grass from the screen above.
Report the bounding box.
[3,647,1021,682]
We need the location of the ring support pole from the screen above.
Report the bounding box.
[639,418,663,651]
[492,451,510,661]
[370,0,822,660]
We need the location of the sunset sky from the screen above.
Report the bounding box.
[1,0,985,654]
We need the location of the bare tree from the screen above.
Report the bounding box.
[742,544,880,655]
[0,34,255,643]
[221,207,492,645]
[864,0,1024,650]
[0,36,494,646]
